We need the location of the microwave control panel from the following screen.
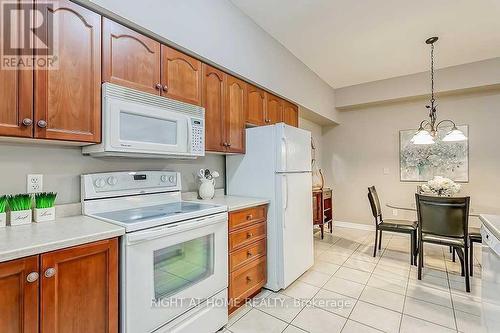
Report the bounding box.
[191,118,204,155]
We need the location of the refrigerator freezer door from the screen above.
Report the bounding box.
[276,124,312,173]
[276,172,314,288]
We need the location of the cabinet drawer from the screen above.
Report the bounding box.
[229,257,266,304]
[230,239,266,272]
[229,222,266,252]
[229,205,267,231]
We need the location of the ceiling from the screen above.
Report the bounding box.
[230,0,500,88]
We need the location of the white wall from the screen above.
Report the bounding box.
[0,143,224,204]
[335,58,500,109]
[85,0,338,123]
[299,117,323,168]
[322,90,500,227]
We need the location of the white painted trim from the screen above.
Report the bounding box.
[333,220,375,231]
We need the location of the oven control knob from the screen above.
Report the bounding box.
[94,178,106,188]
[168,176,175,183]
[160,175,167,182]
[107,176,118,186]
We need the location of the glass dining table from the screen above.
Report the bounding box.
[386,202,482,217]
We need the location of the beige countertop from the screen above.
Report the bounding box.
[480,214,500,241]
[0,215,125,263]
[183,192,269,212]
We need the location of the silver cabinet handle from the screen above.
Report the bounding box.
[26,272,39,283]
[155,83,162,90]
[44,267,56,278]
[37,120,47,128]
[227,143,231,147]
[22,118,33,126]
[163,85,168,92]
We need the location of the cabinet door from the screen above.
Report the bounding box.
[102,18,161,95]
[34,0,101,142]
[282,100,299,127]
[40,238,118,333]
[225,75,246,153]
[161,45,202,105]
[0,0,33,138]
[246,85,266,126]
[0,256,39,333]
[202,64,226,152]
[265,93,283,124]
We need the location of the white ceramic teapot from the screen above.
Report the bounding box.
[198,169,220,200]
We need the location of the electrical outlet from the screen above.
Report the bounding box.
[392,209,398,216]
[383,168,390,175]
[27,174,43,193]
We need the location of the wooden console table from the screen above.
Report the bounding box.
[313,188,333,239]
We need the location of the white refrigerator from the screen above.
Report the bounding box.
[226,123,314,291]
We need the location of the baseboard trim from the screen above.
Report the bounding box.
[334,220,375,231]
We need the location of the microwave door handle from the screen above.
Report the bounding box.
[187,118,192,151]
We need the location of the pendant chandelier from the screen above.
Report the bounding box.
[411,37,467,145]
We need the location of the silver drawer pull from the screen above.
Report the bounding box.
[44,268,56,278]
[26,272,39,283]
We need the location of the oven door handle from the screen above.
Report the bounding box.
[126,213,227,245]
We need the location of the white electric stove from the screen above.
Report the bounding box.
[81,171,228,333]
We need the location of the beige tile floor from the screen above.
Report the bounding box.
[224,226,485,333]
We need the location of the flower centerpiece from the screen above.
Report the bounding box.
[8,194,32,226]
[420,176,461,197]
[0,196,7,227]
[34,192,57,223]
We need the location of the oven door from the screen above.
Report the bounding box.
[107,97,191,155]
[122,213,228,333]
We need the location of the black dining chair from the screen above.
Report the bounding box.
[367,186,418,265]
[415,194,471,292]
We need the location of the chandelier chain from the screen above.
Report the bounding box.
[430,43,435,104]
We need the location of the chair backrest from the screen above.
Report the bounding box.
[415,193,470,239]
[367,186,382,224]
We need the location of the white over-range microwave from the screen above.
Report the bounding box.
[83,83,205,158]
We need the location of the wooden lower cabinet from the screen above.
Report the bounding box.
[0,238,118,333]
[41,238,118,333]
[0,256,39,333]
[228,205,268,313]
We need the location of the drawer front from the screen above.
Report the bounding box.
[229,257,266,303]
[229,222,266,252]
[229,205,267,231]
[230,239,266,272]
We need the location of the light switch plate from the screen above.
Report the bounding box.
[27,174,43,193]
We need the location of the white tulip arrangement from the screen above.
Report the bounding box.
[421,176,461,197]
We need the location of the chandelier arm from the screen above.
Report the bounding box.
[436,119,457,129]
[418,120,432,130]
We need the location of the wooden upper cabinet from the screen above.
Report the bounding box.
[202,64,226,152]
[102,18,161,95]
[225,75,246,153]
[0,256,39,333]
[246,85,266,126]
[0,0,33,138]
[40,238,118,333]
[265,93,283,125]
[161,46,202,105]
[282,100,299,127]
[34,0,101,143]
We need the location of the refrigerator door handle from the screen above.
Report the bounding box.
[283,174,288,213]
[281,136,288,171]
